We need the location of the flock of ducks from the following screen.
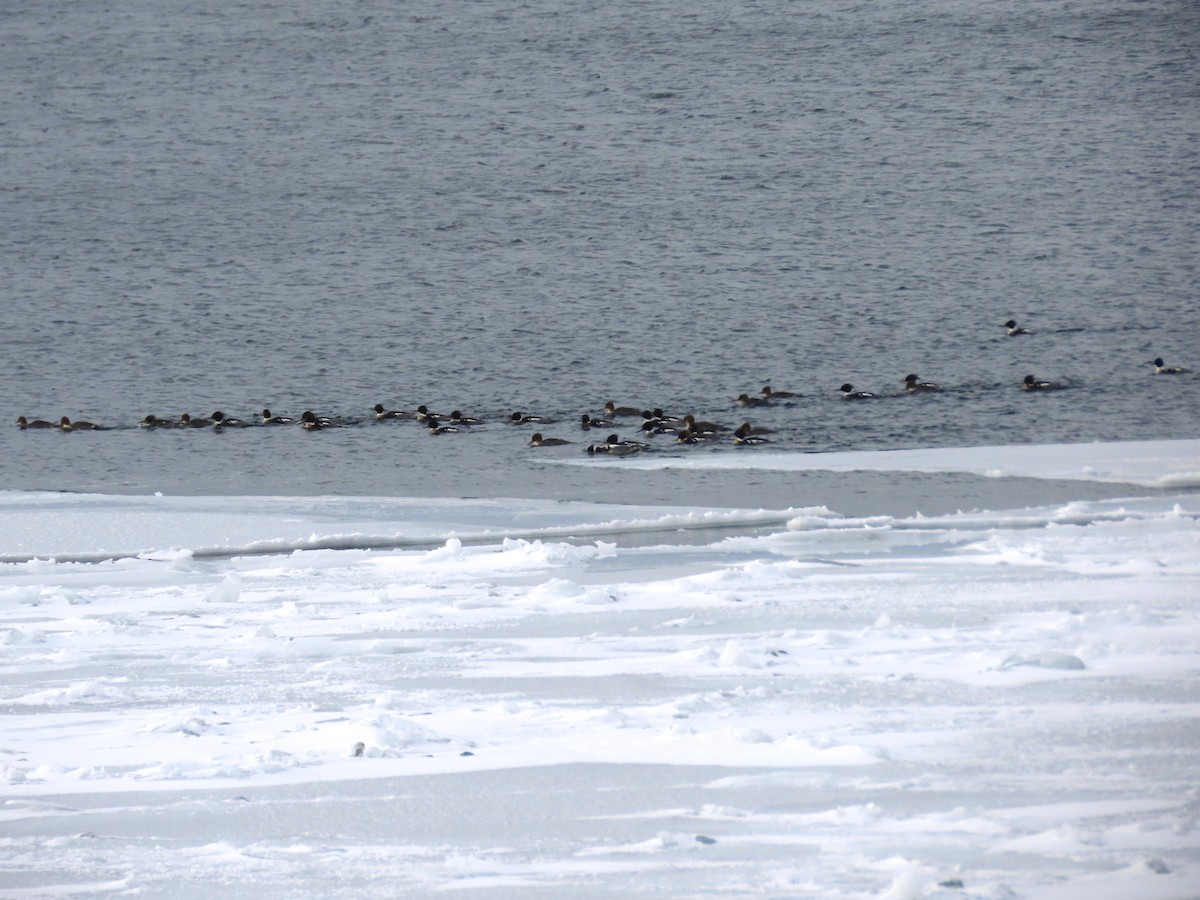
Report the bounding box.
[15,321,1191,454]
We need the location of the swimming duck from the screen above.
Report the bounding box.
[735,422,774,437]
[300,410,334,430]
[733,432,772,445]
[415,405,448,423]
[178,413,213,427]
[529,432,571,447]
[1022,374,1063,391]
[16,416,56,429]
[1153,357,1190,374]
[581,414,614,429]
[587,433,647,455]
[640,419,676,435]
[838,384,876,400]
[760,386,799,400]
[736,392,770,407]
[211,411,248,428]
[373,403,409,420]
[651,408,684,425]
[59,416,102,431]
[448,410,482,425]
[1005,319,1033,336]
[902,374,942,393]
[603,401,642,418]
[139,414,176,428]
[262,409,293,425]
[424,417,460,434]
[510,411,551,424]
[676,426,719,444]
[682,414,725,434]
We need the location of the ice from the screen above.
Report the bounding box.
[1,439,1198,896]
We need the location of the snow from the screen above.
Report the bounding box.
[1,440,1198,898]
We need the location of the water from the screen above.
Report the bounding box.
[3,0,1198,503]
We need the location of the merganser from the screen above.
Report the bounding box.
[735,422,774,437]
[211,411,248,428]
[677,427,718,444]
[17,416,56,429]
[587,433,647,454]
[510,411,551,424]
[262,409,293,425]
[733,433,771,445]
[736,392,770,407]
[603,401,642,417]
[682,414,725,434]
[529,432,571,447]
[1153,357,1190,374]
[59,416,102,431]
[415,405,447,422]
[300,410,334,429]
[651,408,684,425]
[902,374,942,393]
[373,403,409,420]
[838,384,876,400]
[425,417,460,434]
[760,386,799,400]
[448,410,481,425]
[581,414,614,429]
[1022,374,1063,391]
[1005,319,1033,336]
[178,413,213,427]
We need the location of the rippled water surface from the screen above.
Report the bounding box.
[3,0,1198,502]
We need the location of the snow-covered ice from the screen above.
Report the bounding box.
[1,441,1198,898]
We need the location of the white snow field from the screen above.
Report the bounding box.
[1,440,1198,898]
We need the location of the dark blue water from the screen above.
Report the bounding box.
[3,0,1198,507]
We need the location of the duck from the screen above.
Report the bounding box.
[300,410,334,430]
[651,408,684,425]
[676,426,719,444]
[1153,357,1190,374]
[603,401,642,418]
[510,411,551,425]
[529,432,571,447]
[139,414,176,428]
[735,422,774,437]
[415,405,448,423]
[580,413,614,429]
[587,433,647,455]
[424,417,460,434]
[902,374,942,393]
[838,384,876,400]
[733,432,772,446]
[178,413,214,427]
[640,419,676,435]
[211,411,248,428]
[448,410,482,425]
[16,416,56,429]
[59,416,102,431]
[681,414,725,434]
[1005,319,1033,336]
[373,403,410,420]
[262,409,293,425]
[760,386,799,400]
[1022,374,1063,391]
[736,392,770,407]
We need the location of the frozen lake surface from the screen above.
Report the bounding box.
[2,441,1198,898]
